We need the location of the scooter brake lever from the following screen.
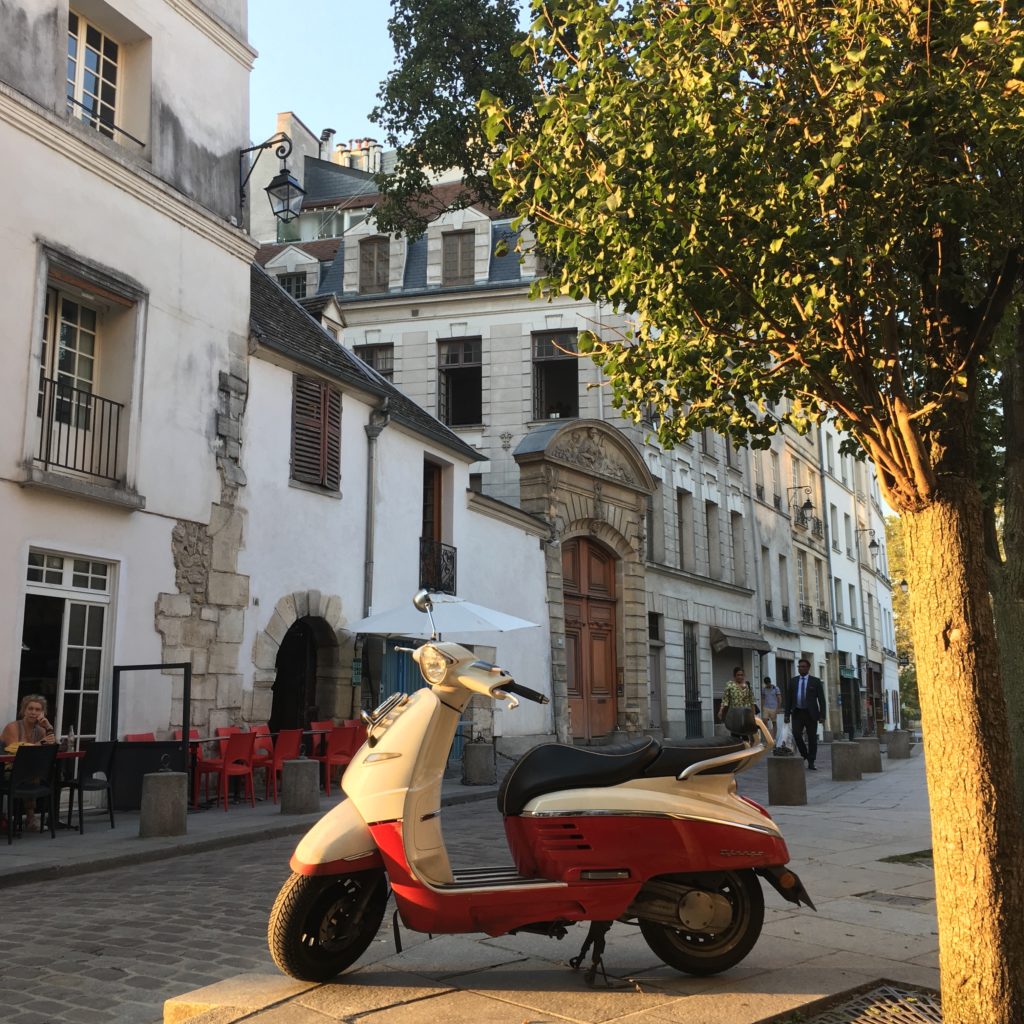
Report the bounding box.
[493,689,520,710]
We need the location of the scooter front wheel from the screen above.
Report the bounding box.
[268,869,388,982]
[639,870,764,976]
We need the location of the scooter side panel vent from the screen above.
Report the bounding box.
[535,821,591,850]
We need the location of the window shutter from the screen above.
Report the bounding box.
[324,386,342,490]
[291,376,325,485]
[359,241,375,291]
[442,235,459,283]
[458,232,473,280]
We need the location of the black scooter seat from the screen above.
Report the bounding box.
[498,737,661,816]
[642,738,747,778]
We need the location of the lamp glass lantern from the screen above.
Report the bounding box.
[265,167,305,224]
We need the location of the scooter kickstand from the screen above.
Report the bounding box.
[392,909,403,954]
[569,921,621,988]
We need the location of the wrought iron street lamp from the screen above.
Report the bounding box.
[786,485,815,514]
[239,132,306,224]
[855,527,880,551]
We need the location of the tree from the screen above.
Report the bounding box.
[479,4,1024,1021]
[369,0,533,238]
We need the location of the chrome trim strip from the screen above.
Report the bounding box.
[518,808,778,835]
[678,717,774,780]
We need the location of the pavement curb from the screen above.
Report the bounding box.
[0,786,499,890]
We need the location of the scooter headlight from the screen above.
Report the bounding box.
[418,646,451,685]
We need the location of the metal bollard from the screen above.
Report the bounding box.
[280,758,320,815]
[139,771,188,837]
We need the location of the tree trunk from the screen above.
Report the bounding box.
[902,481,1024,1024]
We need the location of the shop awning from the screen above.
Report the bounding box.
[710,626,771,654]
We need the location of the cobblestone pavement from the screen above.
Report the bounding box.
[0,798,510,1024]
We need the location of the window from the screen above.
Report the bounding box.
[849,583,858,627]
[677,489,695,572]
[291,375,341,490]
[277,272,307,300]
[359,237,389,293]
[826,434,835,475]
[779,554,790,619]
[834,577,844,623]
[438,338,482,426]
[67,11,119,139]
[731,511,746,585]
[761,546,772,616]
[34,248,145,490]
[844,513,853,555]
[830,504,840,550]
[532,330,578,420]
[770,450,781,507]
[705,500,721,579]
[354,343,394,382]
[442,231,475,286]
[21,549,113,744]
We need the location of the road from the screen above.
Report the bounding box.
[0,799,510,1024]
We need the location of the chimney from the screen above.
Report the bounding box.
[319,128,336,160]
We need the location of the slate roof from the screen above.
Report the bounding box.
[302,156,378,205]
[255,238,340,267]
[249,263,483,464]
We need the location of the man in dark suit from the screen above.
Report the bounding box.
[785,658,827,770]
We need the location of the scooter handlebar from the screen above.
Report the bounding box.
[500,682,550,704]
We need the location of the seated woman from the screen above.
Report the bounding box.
[2,694,58,830]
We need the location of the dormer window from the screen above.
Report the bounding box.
[359,237,389,294]
[442,231,474,287]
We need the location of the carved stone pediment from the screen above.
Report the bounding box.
[550,426,634,486]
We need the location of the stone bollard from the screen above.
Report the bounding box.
[887,730,912,760]
[767,755,807,806]
[857,736,883,773]
[280,758,320,815]
[462,742,496,785]
[831,741,863,781]
[139,771,187,838]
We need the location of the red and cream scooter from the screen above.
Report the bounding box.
[269,591,814,984]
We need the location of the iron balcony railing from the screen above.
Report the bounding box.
[36,378,123,482]
[818,609,830,628]
[781,604,790,623]
[755,483,765,501]
[765,599,773,618]
[419,537,457,595]
[800,603,814,624]
[812,517,824,538]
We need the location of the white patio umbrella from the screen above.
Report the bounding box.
[345,592,538,639]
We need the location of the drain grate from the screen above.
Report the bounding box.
[799,984,942,1023]
[856,890,932,908]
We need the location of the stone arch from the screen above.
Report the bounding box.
[250,590,354,724]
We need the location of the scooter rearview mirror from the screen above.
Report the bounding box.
[412,589,438,638]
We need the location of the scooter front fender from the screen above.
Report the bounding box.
[289,799,384,877]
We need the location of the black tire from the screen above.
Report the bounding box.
[639,871,764,976]
[268,870,388,982]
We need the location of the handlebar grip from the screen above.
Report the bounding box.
[503,682,550,704]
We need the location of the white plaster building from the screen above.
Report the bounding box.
[1,0,255,744]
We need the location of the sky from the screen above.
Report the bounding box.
[248,1,395,147]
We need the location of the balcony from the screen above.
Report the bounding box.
[794,509,810,529]
[781,604,790,623]
[818,609,830,628]
[35,378,124,482]
[812,517,824,538]
[419,537,457,595]
[764,599,773,618]
[773,493,782,510]
[755,483,765,501]
[800,603,814,624]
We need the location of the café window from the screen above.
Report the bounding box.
[532,329,578,420]
[438,338,482,426]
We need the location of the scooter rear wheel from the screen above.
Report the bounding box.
[268,869,388,982]
[639,870,764,975]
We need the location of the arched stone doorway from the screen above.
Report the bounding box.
[515,420,655,743]
[251,591,353,725]
[563,536,618,740]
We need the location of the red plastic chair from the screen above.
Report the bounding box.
[124,732,156,742]
[266,728,303,803]
[250,724,274,788]
[315,725,362,796]
[174,728,216,809]
[308,720,335,758]
[214,725,242,759]
[198,732,256,811]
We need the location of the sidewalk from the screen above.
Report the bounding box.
[162,745,939,1024]
[0,769,498,889]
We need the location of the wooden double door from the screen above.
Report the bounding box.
[563,538,618,740]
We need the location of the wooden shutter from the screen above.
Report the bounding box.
[291,375,342,489]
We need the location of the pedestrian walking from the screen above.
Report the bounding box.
[718,667,755,736]
[785,658,827,770]
[760,676,781,736]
